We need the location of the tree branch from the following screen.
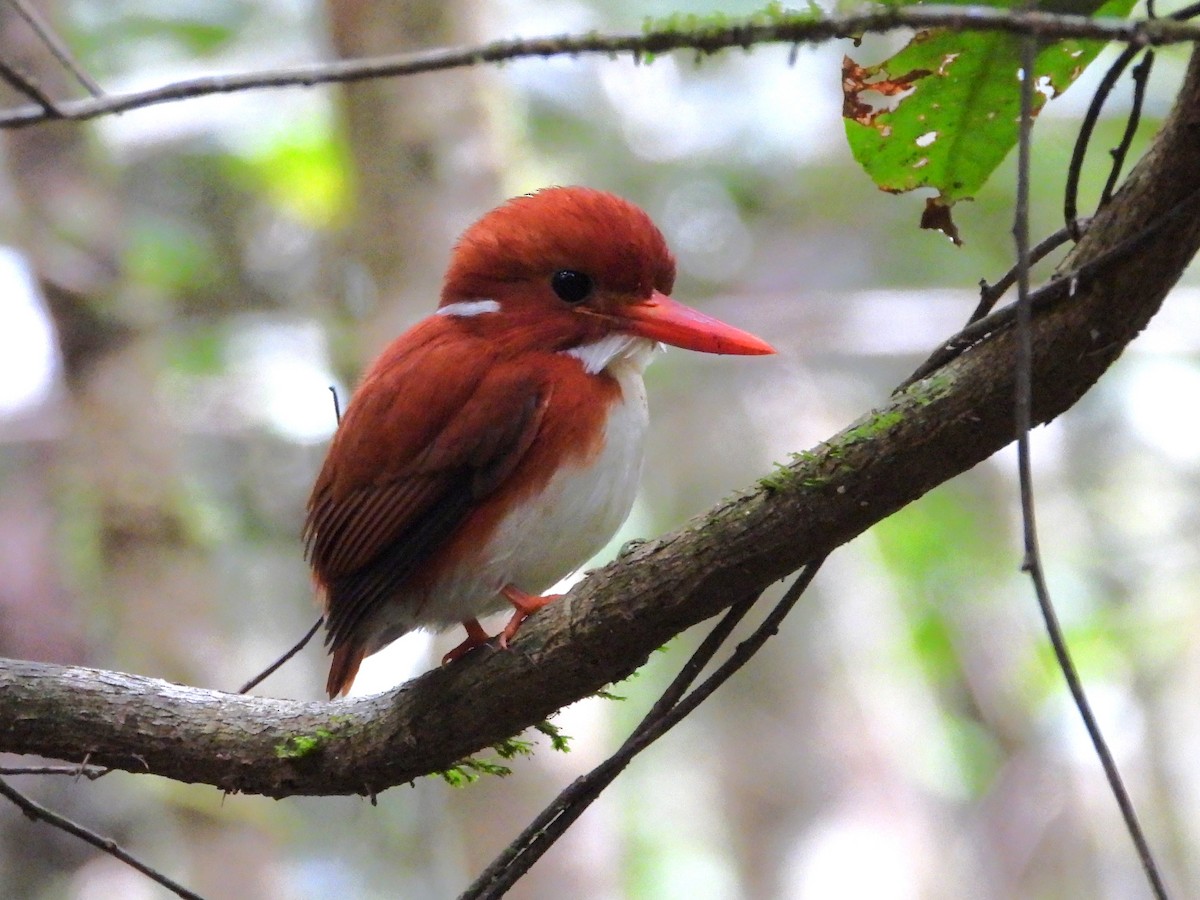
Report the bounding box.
[2,21,1200,805]
[1,7,1198,128]
[3,41,1200,796]
[0,777,202,899]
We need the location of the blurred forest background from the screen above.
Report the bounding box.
[2,0,1199,898]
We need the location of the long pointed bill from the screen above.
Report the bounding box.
[616,291,775,355]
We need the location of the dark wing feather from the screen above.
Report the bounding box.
[320,475,474,651]
[304,332,547,658]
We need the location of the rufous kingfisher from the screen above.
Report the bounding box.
[305,187,773,697]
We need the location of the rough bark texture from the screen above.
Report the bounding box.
[3,49,1200,801]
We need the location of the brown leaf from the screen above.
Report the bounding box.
[920,196,962,246]
[842,55,932,126]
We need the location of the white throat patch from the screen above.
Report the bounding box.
[437,299,500,318]
[563,334,661,375]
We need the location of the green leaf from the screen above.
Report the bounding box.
[437,756,515,786]
[534,720,572,753]
[224,121,351,227]
[843,0,1137,241]
[492,737,534,759]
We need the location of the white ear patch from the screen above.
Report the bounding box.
[437,299,501,318]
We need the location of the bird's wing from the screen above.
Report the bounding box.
[304,325,548,657]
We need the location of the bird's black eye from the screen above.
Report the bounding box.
[551,270,593,305]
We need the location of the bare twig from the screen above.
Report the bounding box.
[460,595,761,898]
[0,59,61,115]
[0,765,109,780]
[900,181,1200,391]
[971,221,1086,324]
[236,615,323,694]
[1064,43,1141,239]
[237,384,343,693]
[1,9,1200,128]
[328,384,343,424]
[0,776,203,900]
[1100,50,1155,207]
[1171,1,1200,19]
[4,0,104,97]
[462,560,826,899]
[1065,0,1200,235]
[1016,27,1169,900]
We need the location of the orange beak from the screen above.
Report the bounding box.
[615,291,775,356]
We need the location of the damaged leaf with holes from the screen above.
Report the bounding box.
[842,0,1137,244]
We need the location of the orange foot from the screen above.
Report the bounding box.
[441,618,491,665]
[440,588,564,665]
[498,585,562,649]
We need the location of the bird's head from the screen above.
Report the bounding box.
[439,186,774,359]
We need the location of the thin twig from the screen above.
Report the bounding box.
[328,385,342,424]
[0,59,60,115]
[1064,0,1200,234]
[2,10,1200,128]
[899,182,1200,391]
[0,776,204,900]
[1170,1,1200,20]
[0,765,109,780]
[971,221,1086,324]
[638,593,761,723]
[236,384,342,694]
[462,559,826,899]
[237,615,323,694]
[1100,50,1155,207]
[1017,28,1168,900]
[4,0,104,97]
[1064,44,1140,238]
[461,595,760,898]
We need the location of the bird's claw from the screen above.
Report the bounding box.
[441,619,492,665]
[441,589,563,664]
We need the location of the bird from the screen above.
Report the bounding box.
[304,186,774,697]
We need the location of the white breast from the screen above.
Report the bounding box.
[414,338,657,630]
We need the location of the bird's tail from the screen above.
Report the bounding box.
[327,642,366,698]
